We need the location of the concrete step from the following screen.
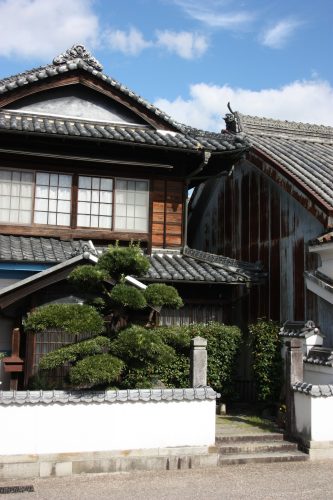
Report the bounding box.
[216,432,284,444]
[219,440,298,455]
[218,450,309,465]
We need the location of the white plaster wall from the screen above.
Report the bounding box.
[310,397,333,441]
[304,364,333,384]
[0,399,216,455]
[294,392,333,442]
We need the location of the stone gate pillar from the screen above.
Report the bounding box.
[190,336,207,387]
[285,339,304,437]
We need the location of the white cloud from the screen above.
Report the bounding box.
[173,0,255,30]
[105,27,152,56]
[260,19,301,49]
[156,30,208,59]
[0,0,99,59]
[154,80,333,131]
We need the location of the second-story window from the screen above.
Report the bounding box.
[114,179,149,232]
[0,170,34,224]
[77,176,113,229]
[34,173,72,226]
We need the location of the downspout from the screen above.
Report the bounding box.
[183,150,211,249]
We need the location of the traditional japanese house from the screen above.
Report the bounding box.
[0,45,264,389]
[189,111,333,344]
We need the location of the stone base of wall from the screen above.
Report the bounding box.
[299,439,333,459]
[0,446,218,479]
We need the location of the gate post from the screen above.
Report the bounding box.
[190,336,207,387]
[285,339,303,437]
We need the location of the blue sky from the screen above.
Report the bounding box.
[0,0,332,130]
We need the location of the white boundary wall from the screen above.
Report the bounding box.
[0,389,217,456]
[294,390,333,458]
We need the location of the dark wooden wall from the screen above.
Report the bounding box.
[189,158,324,323]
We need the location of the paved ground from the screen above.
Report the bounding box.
[1,461,333,500]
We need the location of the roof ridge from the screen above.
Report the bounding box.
[239,113,333,137]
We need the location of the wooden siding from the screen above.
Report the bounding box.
[189,158,324,322]
[151,179,184,248]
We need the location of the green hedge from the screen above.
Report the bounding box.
[249,319,283,403]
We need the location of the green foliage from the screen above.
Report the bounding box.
[39,336,112,370]
[23,304,105,335]
[110,284,147,309]
[144,284,183,309]
[68,265,108,293]
[178,323,242,398]
[249,319,283,402]
[110,325,175,365]
[97,242,150,280]
[70,354,124,387]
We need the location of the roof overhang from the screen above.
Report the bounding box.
[0,252,97,310]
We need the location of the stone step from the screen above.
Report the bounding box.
[219,440,298,455]
[218,450,309,465]
[216,432,284,444]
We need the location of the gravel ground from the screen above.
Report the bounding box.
[1,461,333,500]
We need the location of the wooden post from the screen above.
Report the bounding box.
[3,328,24,390]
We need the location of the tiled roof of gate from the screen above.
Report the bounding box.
[293,382,333,397]
[0,44,249,153]
[239,114,333,210]
[279,320,321,338]
[0,235,265,284]
[305,347,333,367]
[0,387,218,405]
[0,235,95,263]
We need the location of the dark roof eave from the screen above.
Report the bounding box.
[0,126,248,156]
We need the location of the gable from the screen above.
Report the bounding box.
[4,85,149,125]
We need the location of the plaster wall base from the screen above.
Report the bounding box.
[0,447,218,479]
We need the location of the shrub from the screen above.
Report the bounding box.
[70,354,124,387]
[68,265,108,293]
[110,325,175,366]
[110,284,147,309]
[144,284,183,309]
[249,319,283,402]
[97,242,150,280]
[181,323,242,397]
[23,304,105,335]
[39,336,112,370]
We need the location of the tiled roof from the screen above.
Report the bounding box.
[293,382,333,397]
[305,346,333,367]
[0,44,249,154]
[0,110,247,153]
[145,247,264,284]
[0,235,265,284]
[279,320,321,338]
[239,114,333,211]
[0,235,95,263]
[0,387,218,405]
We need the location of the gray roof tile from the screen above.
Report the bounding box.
[0,44,248,154]
[144,248,264,284]
[0,235,95,263]
[0,387,218,405]
[293,382,333,397]
[0,235,265,284]
[305,346,333,367]
[239,114,333,210]
[279,320,321,338]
